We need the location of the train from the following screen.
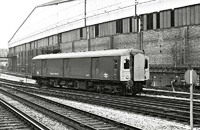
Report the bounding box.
[32,48,149,95]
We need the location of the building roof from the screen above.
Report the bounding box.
[8,0,200,48]
[39,0,73,7]
[32,48,143,60]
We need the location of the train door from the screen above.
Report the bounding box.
[92,58,99,79]
[42,59,47,76]
[64,59,70,77]
[134,53,145,81]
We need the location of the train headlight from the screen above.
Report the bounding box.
[126,76,129,79]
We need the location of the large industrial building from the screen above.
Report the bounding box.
[8,0,200,86]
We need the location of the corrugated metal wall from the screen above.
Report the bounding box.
[175,5,200,27]
[99,21,116,37]
[62,29,81,43]
[122,18,130,33]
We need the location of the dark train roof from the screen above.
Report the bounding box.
[32,49,143,60]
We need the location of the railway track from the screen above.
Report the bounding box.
[0,98,50,130]
[0,85,140,130]
[143,88,200,99]
[1,77,200,126]
[27,87,200,125]
[1,76,200,99]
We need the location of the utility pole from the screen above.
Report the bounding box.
[135,0,140,32]
[84,0,86,27]
[84,0,90,50]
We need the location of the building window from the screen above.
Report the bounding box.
[129,17,132,32]
[147,13,153,30]
[171,10,174,27]
[116,19,123,34]
[95,24,99,37]
[80,28,83,38]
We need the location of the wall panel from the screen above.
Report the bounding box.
[190,6,195,25]
[195,5,200,25]
[62,29,80,43]
[49,36,53,46]
[60,42,73,53]
[123,18,130,33]
[160,12,164,28]
[166,10,171,28]
[30,41,35,49]
[186,7,191,25]
[73,40,88,52]
[26,43,30,51]
[99,21,116,37]
[132,18,138,32]
[153,13,157,29]
[89,26,95,39]
[174,9,179,27]
[113,33,139,49]
[178,8,183,26]
[182,8,187,26]
[143,15,147,30]
[90,37,111,51]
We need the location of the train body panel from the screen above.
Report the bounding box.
[98,56,120,81]
[67,58,91,79]
[32,49,149,95]
[45,59,63,77]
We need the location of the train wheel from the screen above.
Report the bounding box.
[132,83,142,95]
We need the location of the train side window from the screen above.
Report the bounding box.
[124,59,130,69]
[145,59,148,69]
[114,60,117,69]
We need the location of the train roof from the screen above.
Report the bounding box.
[32,49,143,60]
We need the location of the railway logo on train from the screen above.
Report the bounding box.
[32,48,149,95]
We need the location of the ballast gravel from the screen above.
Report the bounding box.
[36,94,193,130]
[0,93,75,130]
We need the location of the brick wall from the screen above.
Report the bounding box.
[73,40,88,52]
[60,42,73,53]
[113,33,140,49]
[143,27,188,67]
[90,37,111,51]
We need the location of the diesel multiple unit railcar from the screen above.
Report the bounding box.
[32,49,149,95]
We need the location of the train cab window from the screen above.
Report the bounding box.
[145,59,148,69]
[124,59,130,69]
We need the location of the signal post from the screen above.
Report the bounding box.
[184,69,197,130]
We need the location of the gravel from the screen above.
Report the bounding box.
[0,73,36,84]
[0,93,75,130]
[36,94,193,130]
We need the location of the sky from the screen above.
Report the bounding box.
[0,0,51,49]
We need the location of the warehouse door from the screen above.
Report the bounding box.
[92,58,99,79]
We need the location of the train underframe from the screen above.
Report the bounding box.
[33,76,145,95]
